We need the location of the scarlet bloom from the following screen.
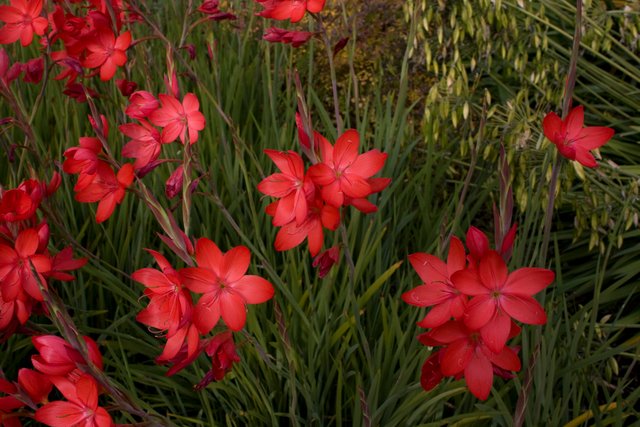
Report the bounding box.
[452,250,554,353]
[165,165,184,199]
[31,335,103,377]
[195,331,240,389]
[263,27,314,47]
[125,90,159,119]
[543,105,614,168]
[257,0,326,23]
[402,236,468,328]
[63,137,103,191]
[133,250,192,338]
[268,194,340,257]
[35,375,113,427]
[73,162,134,223]
[258,149,314,226]
[307,129,387,208]
[422,320,521,400]
[120,120,163,170]
[0,0,48,46]
[149,93,206,144]
[0,228,51,302]
[180,238,275,333]
[83,27,131,81]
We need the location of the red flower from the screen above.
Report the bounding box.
[63,137,103,191]
[17,368,52,404]
[83,27,131,81]
[0,228,51,302]
[0,188,37,222]
[47,247,87,282]
[423,320,521,400]
[307,129,387,208]
[31,335,103,377]
[452,250,554,353]
[257,0,326,23]
[35,375,113,427]
[258,149,314,226]
[0,0,48,46]
[542,105,614,168]
[125,90,159,119]
[133,250,192,337]
[268,194,339,256]
[180,238,275,333]
[402,236,468,328]
[120,120,163,170]
[73,162,134,223]
[263,27,314,47]
[149,93,206,144]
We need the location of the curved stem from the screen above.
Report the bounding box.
[314,14,344,134]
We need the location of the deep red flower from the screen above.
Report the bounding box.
[116,78,137,96]
[195,331,240,389]
[0,0,48,46]
[149,93,206,144]
[263,27,314,47]
[258,149,314,226]
[0,228,51,302]
[312,245,340,278]
[452,250,554,353]
[0,188,37,222]
[17,368,52,404]
[180,238,275,333]
[543,105,614,168]
[257,0,326,23]
[165,165,184,199]
[83,27,131,81]
[307,129,387,208]
[73,162,134,223]
[422,320,521,400]
[35,375,113,427]
[402,236,468,328]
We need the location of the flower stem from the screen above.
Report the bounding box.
[314,14,344,134]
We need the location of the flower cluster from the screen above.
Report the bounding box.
[258,123,389,263]
[0,175,86,339]
[0,0,137,102]
[133,238,273,382]
[402,226,554,400]
[256,0,325,48]
[0,335,113,427]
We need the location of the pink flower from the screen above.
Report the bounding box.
[149,93,206,144]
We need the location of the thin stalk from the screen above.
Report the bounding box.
[313,14,344,134]
[515,2,583,425]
